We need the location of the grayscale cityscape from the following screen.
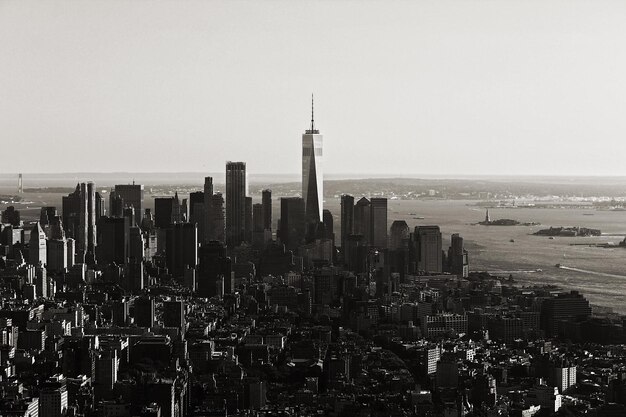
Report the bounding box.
[1,1,626,417]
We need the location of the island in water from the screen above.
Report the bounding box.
[534,226,601,237]
[478,209,540,226]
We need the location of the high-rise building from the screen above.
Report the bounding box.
[198,241,232,297]
[129,227,145,262]
[389,220,410,251]
[262,189,272,230]
[97,217,130,265]
[322,209,334,246]
[354,197,371,245]
[210,193,225,243]
[154,195,181,229]
[108,190,124,218]
[166,223,198,277]
[29,222,47,267]
[340,194,354,250]
[370,198,388,248]
[39,379,68,417]
[62,182,97,262]
[540,291,592,336]
[40,206,57,227]
[245,196,253,243]
[415,226,442,273]
[203,177,213,243]
[114,184,144,226]
[279,197,306,252]
[302,96,323,225]
[252,203,265,249]
[189,191,205,240]
[47,238,68,273]
[87,182,97,255]
[447,233,469,278]
[226,162,247,247]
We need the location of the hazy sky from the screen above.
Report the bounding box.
[2,0,626,176]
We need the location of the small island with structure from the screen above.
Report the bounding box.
[534,226,601,237]
[478,209,540,226]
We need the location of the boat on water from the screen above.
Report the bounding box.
[510,239,515,242]
[413,216,425,220]
[583,213,594,216]
[549,236,555,240]
[555,263,562,268]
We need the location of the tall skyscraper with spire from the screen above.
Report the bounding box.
[302,95,323,225]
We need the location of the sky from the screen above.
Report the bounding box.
[1,0,626,177]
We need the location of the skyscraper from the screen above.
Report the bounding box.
[62,182,97,262]
[154,197,177,229]
[198,241,232,298]
[415,226,443,273]
[340,194,354,250]
[166,223,198,277]
[87,182,97,255]
[226,161,247,247]
[97,217,130,265]
[252,203,265,249]
[113,184,144,226]
[322,209,334,246]
[203,176,213,242]
[29,222,47,267]
[245,196,253,243]
[389,220,410,250]
[370,198,388,248]
[279,197,306,252]
[354,197,371,245]
[302,96,323,225]
[211,193,225,243]
[447,233,469,278]
[262,189,272,231]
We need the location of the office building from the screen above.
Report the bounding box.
[97,217,130,265]
[39,379,68,417]
[322,209,334,246]
[340,194,354,250]
[279,197,306,252]
[447,233,469,278]
[40,206,57,227]
[29,222,47,267]
[252,203,265,249]
[415,226,443,273]
[302,96,323,224]
[210,193,225,243]
[47,238,68,273]
[108,190,124,218]
[354,197,371,245]
[226,161,247,247]
[203,176,213,242]
[166,223,198,278]
[154,196,181,229]
[540,291,592,336]
[245,196,253,243]
[198,241,232,297]
[113,183,144,225]
[62,182,97,261]
[389,220,410,250]
[370,198,388,248]
[262,189,272,230]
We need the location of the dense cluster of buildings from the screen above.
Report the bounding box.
[0,105,624,417]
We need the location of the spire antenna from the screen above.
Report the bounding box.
[311,93,315,132]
